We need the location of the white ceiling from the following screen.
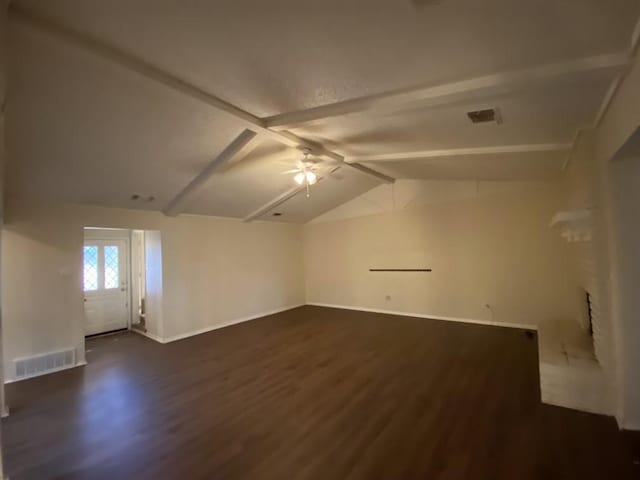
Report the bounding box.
[6,0,640,222]
[310,179,561,224]
[362,150,569,182]
[13,0,639,115]
[288,79,611,157]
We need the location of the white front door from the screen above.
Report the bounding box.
[83,239,130,336]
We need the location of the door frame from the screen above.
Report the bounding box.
[83,228,133,335]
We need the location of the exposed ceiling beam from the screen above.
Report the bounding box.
[563,15,640,172]
[10,5,394,185]
[351,143,572,163]
[163,129,259,216]
[242,158,397,221]
[243,184,314,223]
[338,162,395,183]
[631,15,640,56]
[264,53,631,130]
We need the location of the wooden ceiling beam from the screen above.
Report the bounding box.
[163,129,259,217]
[10,5,394,186]
[264,54,631,130]
[243,184,312,223]
[351,143,572,163]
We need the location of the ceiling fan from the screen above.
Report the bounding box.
[279,148,345,198]
[282,149,320,197]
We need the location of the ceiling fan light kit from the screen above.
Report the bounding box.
[290,149,319,197]
[295,170,317,186]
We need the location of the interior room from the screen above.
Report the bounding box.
[0,0,639,478]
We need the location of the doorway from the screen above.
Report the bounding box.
[83,229,131,336]
[82,227,162,341]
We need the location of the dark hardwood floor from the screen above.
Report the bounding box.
[3,306,637,479]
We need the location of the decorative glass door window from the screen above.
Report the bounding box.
[83,245,99,291]
[104,245,120,289]
[83,243,122,292]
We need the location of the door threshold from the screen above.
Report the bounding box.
[85,328,128,339]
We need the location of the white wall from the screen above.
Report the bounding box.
[143,230,163,339]
[606,143,640,429]
[594,51,640,430]
[561,132,613,365]
[130,229,145,326]
[559,48,640,429]
[1,197,305,381]
[1,3,8,477]
[304,180,581,330]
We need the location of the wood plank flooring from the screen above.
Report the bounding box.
[3,306,637,479]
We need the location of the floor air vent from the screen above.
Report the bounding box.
[14,348,76,380]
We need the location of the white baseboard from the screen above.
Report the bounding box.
[134,303,306,344]
[611,406,640,431]
[619,418,640,431]
[163,303,305,343]
[4,360,88,385]
[306,302,538,331]
[131,328,164,344]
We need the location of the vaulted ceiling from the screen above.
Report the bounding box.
[6,0,640,222]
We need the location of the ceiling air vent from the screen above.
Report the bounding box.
[467,108,502,124]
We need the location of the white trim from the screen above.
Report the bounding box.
[306,302,538,331]
[163,304,305,342]
[619,417,640,432]
[133,304,306,344]
[593,75,624,129]
[561,130,582,171]
[3,360,87,385]
[131,328,164,344]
